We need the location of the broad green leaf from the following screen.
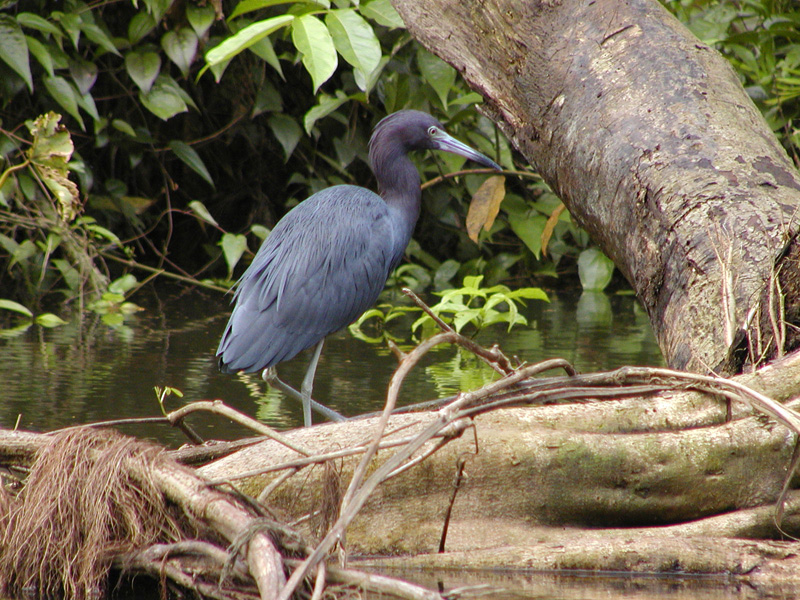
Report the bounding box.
[417,48,456,109]
[292,14,337,93]
[25,35,54,76]
[508,287,549,302]
[325,9,381,85]
[252,79,282,116]
[139,75,188,120]
[577,247,615,291]
[125,50,160,92]
[108,273,138,294]
[69,58,97,95]
[80,22,120,56]
[248,34,283,79]
[128,12,157,45]
[76,89,100,123]
[203,15,294,80]
[143,0,175,23]
[169,140,214,187]
[303,91,349,134]
[268,114,302,161]
[186,4,216,37]
[220,232,248,277]
[112,119,137,137]
[189,200,219,226]
[161,28,198,77]
[0,299,33,318]
[360,0,404,29]
[229,0,330,21]
[85,223,122,246]
[55,12,81,49]
[507,212,546,259]
[354,54,388,94]
[0,15,33,92]
[250,224,269,240]
[17,13,63,37]
[35,313,67,327]
[43,76,85,130]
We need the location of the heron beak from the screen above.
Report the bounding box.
[435,133,502,171]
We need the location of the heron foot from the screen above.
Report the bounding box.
[262,368,347,425]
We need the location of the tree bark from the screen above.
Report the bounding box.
[392,0,800,374]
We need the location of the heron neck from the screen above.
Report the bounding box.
[374,152,422,246]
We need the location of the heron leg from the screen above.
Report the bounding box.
[261,350,346,425]
[299,339,324,427]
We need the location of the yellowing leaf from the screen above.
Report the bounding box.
[26,112,81,222]
[466,175,505,243]
[541,202,566,257]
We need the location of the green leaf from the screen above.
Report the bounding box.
[143,0,176,23]
[360,0,405,29]
[108,273,138,294]
[507,212,546,259]
[0,15,33,92]
[169,140,214,187]
[17,13,63,37]
[85,223,122,246]
[112,119,137,138]
[203,15,294,80]
[186,4,216,37]
[55,12,81,49]
[219,232,248,277]
[417,48,456,109]
[325,9,381,87]
[577,247,615,291]
[126,49,161,93]
[81,22,121,57]
[0,299,33,318]
[248,33,283,79]
[229,0,330,21]
[43,76,85,130]
[161,28,198,77]
[250,224,269,240]
[139,75,188,120]
[292,14,337,93]
[303,91,349,134]
[69,58,97,95]
[25,35,54,77]
[35,313,67,327]
[268,114,302,161]
[189,200,219,226]
[128,12,157,45]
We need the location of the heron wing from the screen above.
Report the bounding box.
[217,185,397,373]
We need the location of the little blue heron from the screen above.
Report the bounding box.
[217,110,500,426]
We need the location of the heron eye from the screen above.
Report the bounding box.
[427,126,438,137]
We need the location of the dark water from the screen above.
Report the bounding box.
[4,282,764,600]
[0,281,662,446]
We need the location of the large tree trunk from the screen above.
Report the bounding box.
[393,0,800,374]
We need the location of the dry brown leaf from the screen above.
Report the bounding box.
[541,202,566,257]
[466,175,506,243]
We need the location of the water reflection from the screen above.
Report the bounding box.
[0,282,662,445]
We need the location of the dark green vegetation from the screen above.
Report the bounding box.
[0,0,797,328]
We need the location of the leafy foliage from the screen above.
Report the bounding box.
[663,0,800,161]
[0,0,794,313]
[350,275,549,344]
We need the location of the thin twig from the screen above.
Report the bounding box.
[166,401,312,457]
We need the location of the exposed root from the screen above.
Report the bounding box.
[0,427,183,599]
